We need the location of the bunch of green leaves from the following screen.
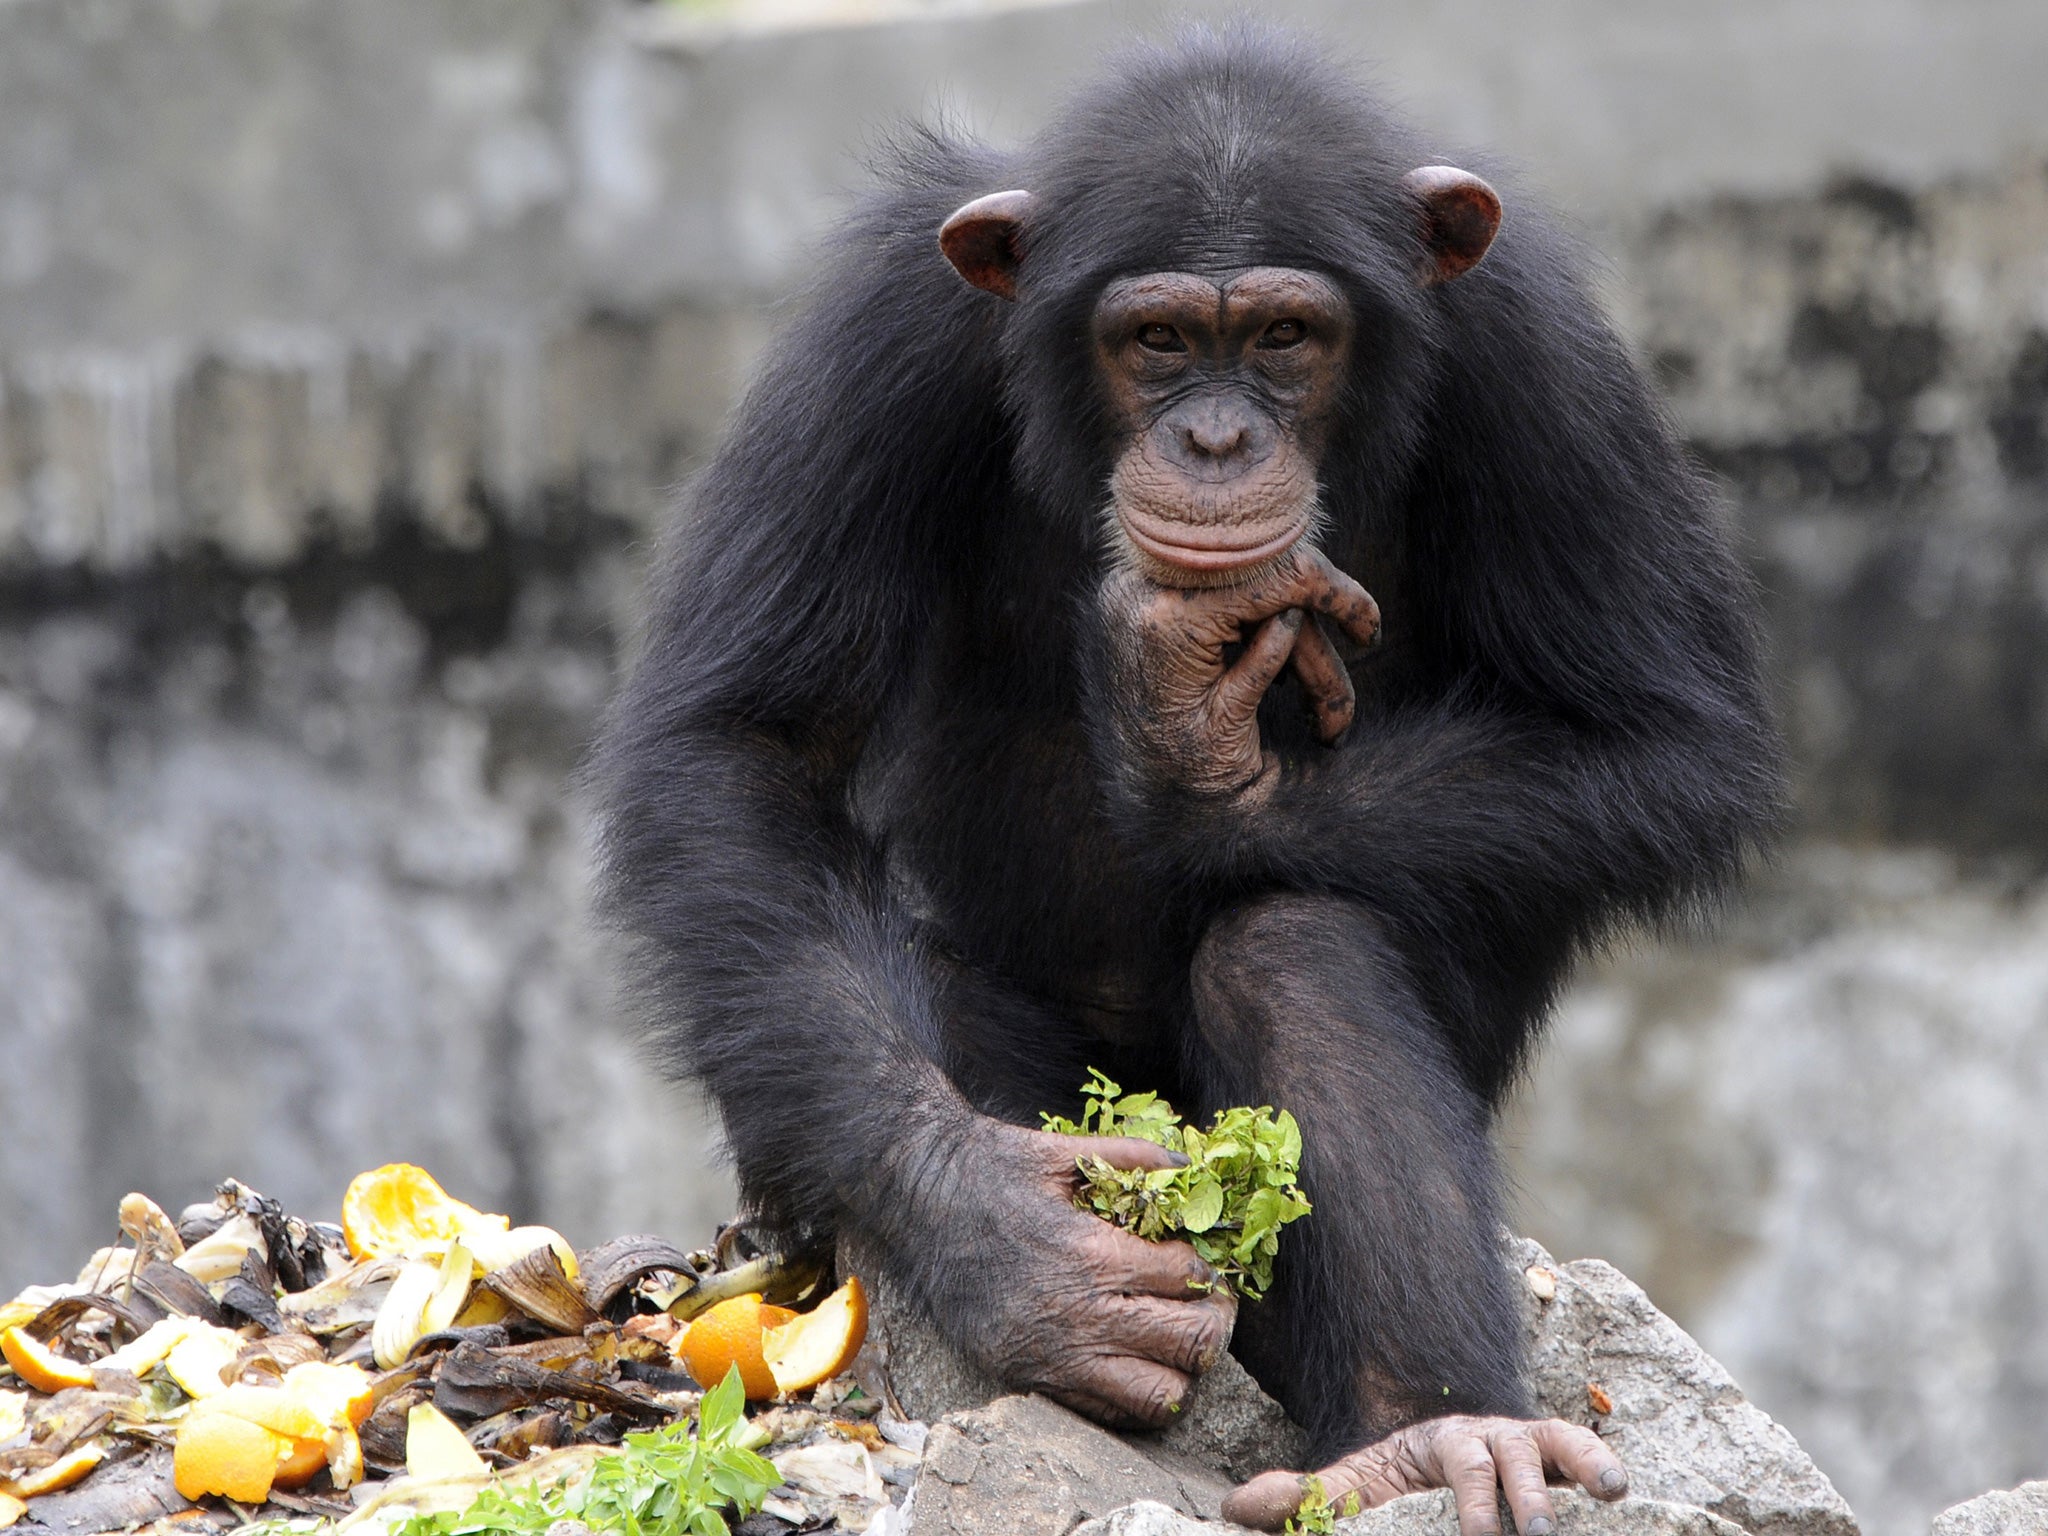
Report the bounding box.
[1285,1474,1362,1534]
[1041,1069,1312,1300]
[393,1367,778,1536]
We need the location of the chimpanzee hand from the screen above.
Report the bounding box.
[1097,548,1381,798]
[1221,1416,1629,1536]
[923,1118,1238,1428]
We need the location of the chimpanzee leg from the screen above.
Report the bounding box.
[1186,892,1529,1460]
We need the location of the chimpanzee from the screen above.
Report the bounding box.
[590,27,1781,1535]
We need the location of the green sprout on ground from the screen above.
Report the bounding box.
[393,1366,778,1536]
[1042,1068,1312,1300]
[1286,1474,1362,1534]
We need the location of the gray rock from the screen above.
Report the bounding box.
[1069,1491,1751,1536]
[1931,1483,2048,1536]
[1137,1349,1313,1485]
[849,1234,1007,1424]
[1338,1491,1751,1536]
[907,1394,1233,1536]
[1512,1237,1859,1536]
[1069,1500,1241,1536]
[885,1231,1859,1536]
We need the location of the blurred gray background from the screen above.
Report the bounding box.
[1,1,2045,1531]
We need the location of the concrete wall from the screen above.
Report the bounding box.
[1,3,2046,1532]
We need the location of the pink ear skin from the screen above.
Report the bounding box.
[1400,166,1503,286]
[939,189,1036,301]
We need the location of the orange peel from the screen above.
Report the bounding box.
[281,1361,375,1428]
[0,1327,94,1394]
[4,1445,103,1500]
[763,1276,869,1393]
[674,1293,796,1400]
[339,1163,509,1261]
[172,1360,379,1501]
[201,1385,328,1443]
[173,1411,290,1504]
[271,1434,331,1491]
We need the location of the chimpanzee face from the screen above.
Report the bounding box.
[1089,267,1353,586]
[936,165,1500,585]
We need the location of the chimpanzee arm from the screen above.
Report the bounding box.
[1088,233,1784,1098]
[587,164,1011,1235]
[592,159,1240,1429]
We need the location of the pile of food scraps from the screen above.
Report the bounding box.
[0,1166,920,1536]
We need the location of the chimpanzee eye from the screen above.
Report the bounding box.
[1260,319,1307,348]
[1136,323,1185,353]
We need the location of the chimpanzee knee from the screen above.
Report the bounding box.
[1189,892,1406,1067]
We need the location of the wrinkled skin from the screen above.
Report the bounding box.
[1098,547,1382,796]
[1225,1416,1629,1535]
[911,1119,1238,1428]
[1096,550,1630,1535]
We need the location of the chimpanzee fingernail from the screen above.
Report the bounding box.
[1165,1150,1191,1167]
[1600,1470,1626,1494]
[1526,1518,1553,1536]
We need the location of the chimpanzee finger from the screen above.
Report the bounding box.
[1100,1228,1226,1299]
[1109,1287,1237,1375]
[1530,1419,1628,1501]
[1287,615,1355,743]
[1057,1353,1195,1429]
[1219,1470,1306,1531]
[1287,548,1382,648]
[1194,549,1380,649]
[1435,1427,1510,1536]
[1485,1424,1558,1536]
[1052,1132,1191,1176]
[1211,609,1305,728]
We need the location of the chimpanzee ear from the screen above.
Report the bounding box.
[1399,166,1503,286]
[939,190,1036,301]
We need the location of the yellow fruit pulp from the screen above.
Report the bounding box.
[339,1163,509,1260]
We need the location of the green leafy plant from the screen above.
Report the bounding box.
[1285,1474,1362,1534]
[1041,1069,1312,1300]
[393,1366,778,1536]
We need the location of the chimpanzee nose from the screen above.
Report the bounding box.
[1183,417,1249,459]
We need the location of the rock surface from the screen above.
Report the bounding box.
[1069,1491,1753,1536]
[1931,1482,2048,1536]
[896,1234,1862,1536]
[907,1394,1231,1536]
[1512,1237,1859,1536]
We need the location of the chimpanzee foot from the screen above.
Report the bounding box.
[1221,1416,1627,1535]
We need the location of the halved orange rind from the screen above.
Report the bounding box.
[340,1164,509,1261]
[763,1276,869,1393]
[674,1294,796,1401]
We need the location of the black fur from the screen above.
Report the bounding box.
[588,28,1783,1459]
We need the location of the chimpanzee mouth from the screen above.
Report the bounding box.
[1116,502,1314,576]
